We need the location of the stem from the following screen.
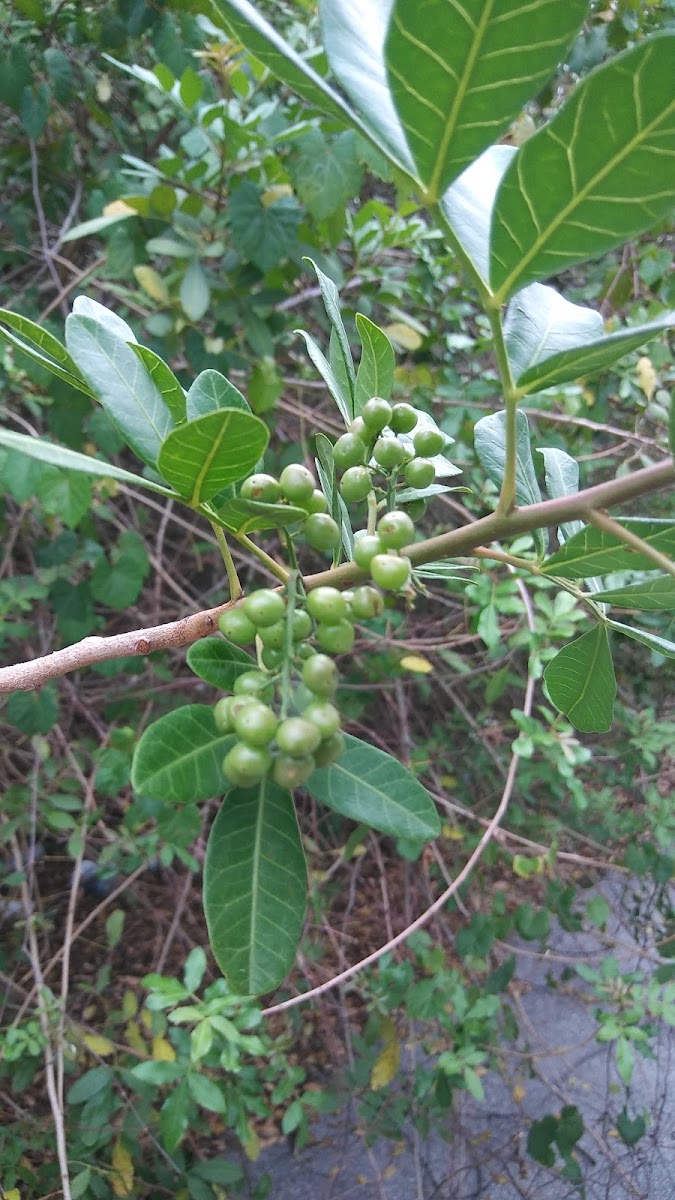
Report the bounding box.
[585,508,675,579]
[366,490,378,535]
[487,306,521,516]
[210,522,242,601]
[235,533,290,583]
[280,570,298,721]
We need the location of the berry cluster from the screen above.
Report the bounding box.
[241,463,340,553]
[216,582,384,789]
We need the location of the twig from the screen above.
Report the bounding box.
[28,139,66,314]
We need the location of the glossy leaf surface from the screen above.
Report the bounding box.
[608,619,675,659]
[0,308,95,397]
[543,625,616,733]
[157,409,269,504]
[354,314,395,412]
[131,705,233,803]
[131,344,186,424]
[594,577,675,611]
[186,370,250,420]
[204,781,307,994]
[186,638,256,689]
[542,520,675,579]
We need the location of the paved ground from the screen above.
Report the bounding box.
[252,876,675,1199]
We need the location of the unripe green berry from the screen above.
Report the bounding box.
[302,653,338,697]
[314,731,346,767]
[303,701,341,739]
[296,642,316,661]
[339,466,372,503]
[369,553,412,591]
[261,646,284,671]
[377,509,415,550]
[349,416,368,440]
[214,695,236,734]
[218,608,257,646]
[259,621,286,650]
[389,403,418,434]
[222,742,271,787]
[279,463,315,504]
[291,609,313,642]
[333,432,366,470]
[404,457,435,489]
[232,701,278,747]
[373,436,408,471]
[361,397,392,432]
[276,717,322,757]
[233,670,273,701]
[413,427,446,457]
[304,513,340,552]
[243,588,285,628]
[306,489,329,514]
[350,585,385,620]
[240,473,281,503]
[403,498,427,522]
[306,586,347,624]
[353,533,384,569]
[273,754,316,789]
[316,619,355,654]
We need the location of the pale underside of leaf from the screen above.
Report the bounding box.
[0,429,176,497]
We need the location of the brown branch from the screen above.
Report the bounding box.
[0,458,672,695]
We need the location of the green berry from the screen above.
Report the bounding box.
[303,701,341,739]
[261,647,284,671]
[304,513,340,552]
[413,427,446,457]
[233,670,273,701]
[353,533,384,569]
[218,608,257,646]
[314,731,346,767]
[291,609,313,642]
[296,642,316,661]
[333,433,366,470]
[369,553,412,591]
[243,588,285,628]
[403,498,427,522]
[222,742,271,787]
[361,397,392,432]
[350,585,384,620]
[339,466,372,503]
[232,700,278,748]
[377,509,415,550]
[240,473,281,503]
[349,416,368,440]
[316,619,355,654]
[302,653,338,697]
[259,621,286,650]
[276,717,322,757]
[272,754,315,789]
[389,403,418,434]
[306,587,347,624]
[214,696,236,734]
[404,457,435,489]
[306,489,329,514]
[373,436,408,471]
[279,463,315,504]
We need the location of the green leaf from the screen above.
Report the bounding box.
[307,733,440,840]
[294,330,351,424]
[61,210,137,243]
[537,447,583,543]
[185,370,250,420]
[186,638,256,689]
[442,145,515,289]
[304,258,356,406]
[0,308,95,397]
[542,519,675,579]
[543,625,616,732]
[593,576,675,611]
[37,468,92,530]
[214,496,307,535]
[354,314,395,413]
[159,1081,189,1153]
[157,409,269,504]
[230,182,302,273]
[65,315,173,468]
[71,296,138,343]
[131,345,186,424]
[506,283,675,394]
[131,705,234,802]
[608,620,675,660]
[90,530,150,609]
[6,686,58,736]
[44,47,73,101]
[319,0,416,176]
[187,1073,225,1113]
[204,782,307,995]
[616,1108,646,1147]
[289,129,363,220]
[474,410,545,555]
[211,0,363,126]
[491,36,675,302]
[385,0,586,200]
[0,429,176,497]
[68,1067,112,1106]
[180,260,210,323]
[20,82,49,138]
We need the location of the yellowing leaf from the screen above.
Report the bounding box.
[370,1036,401,1091]
[512,1084,526,1103]
[4,1190,21,1200]
[134,265,170,304]
[442,824,464,841]
[124,1020,146,1055]
[112,1139,134,1198]
[140,1007,153,1032]
[400,653,433,674]
[636,355,656,401]
[243,1124,261,1161]
[82,1033,115,1057]
[383,322,423,352]
[152,1035,176,1062]
[261,184,293,207]
[103,199,136,218]
[513,854,544,878]
[122,990,138,1019]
